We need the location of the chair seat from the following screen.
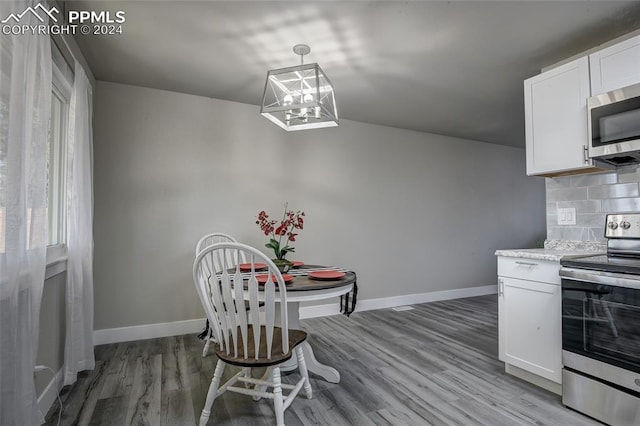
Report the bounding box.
[215,325,307,367]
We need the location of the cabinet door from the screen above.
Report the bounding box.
[590,35,640,96]
[524,57,591,176]
[498,277,561,383]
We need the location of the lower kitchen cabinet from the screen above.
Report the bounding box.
[497,256,562,394]
[498,277,561,381]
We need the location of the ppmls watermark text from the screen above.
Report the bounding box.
[1,4,125,36]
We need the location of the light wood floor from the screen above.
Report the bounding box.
[44,295,599,425]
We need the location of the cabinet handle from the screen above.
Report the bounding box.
[498,278,504,296]
[583,145,589,163]
[515,261,538,266]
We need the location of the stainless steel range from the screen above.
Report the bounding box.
[560,213,640,426]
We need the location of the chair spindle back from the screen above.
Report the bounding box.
[193,242,290,360]
[195,232,246,273]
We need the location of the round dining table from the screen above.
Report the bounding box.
[270,265,357,384]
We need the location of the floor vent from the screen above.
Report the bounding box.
[392,306,415,312]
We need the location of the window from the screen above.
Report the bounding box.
[48,83,67,246]
[0,41,72,259]
[47,42,72,251]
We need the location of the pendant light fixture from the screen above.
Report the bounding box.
[260,44,338,131]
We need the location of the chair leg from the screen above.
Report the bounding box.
[242,367,252,389]
[272,367,285,426]
[295,346,312,400]
[200,360,226,426]
[253,366,272,401]
[202,326,218,357]
[202,338,212,357]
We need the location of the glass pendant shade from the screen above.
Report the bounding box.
[260,62,338,131]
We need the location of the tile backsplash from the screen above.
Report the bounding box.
[546,166,640,242]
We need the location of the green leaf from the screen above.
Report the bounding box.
[281,246,295,254]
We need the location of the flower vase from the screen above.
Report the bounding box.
[272,259,293,273]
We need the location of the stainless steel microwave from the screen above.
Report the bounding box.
[588,82,640,166]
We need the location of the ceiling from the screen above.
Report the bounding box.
[67,1,640,148]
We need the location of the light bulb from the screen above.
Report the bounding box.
[299,93,313,117]
[283,94,293,106]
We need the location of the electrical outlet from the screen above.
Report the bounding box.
[557,207,577,226]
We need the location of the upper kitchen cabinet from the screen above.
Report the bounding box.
[590,34,640,96]
[525,57,601,176]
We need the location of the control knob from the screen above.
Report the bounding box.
[608,222,619,230]
[621,221,631,230]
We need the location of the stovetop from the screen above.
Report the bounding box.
[560,213,640,275]
[561,254,640,275]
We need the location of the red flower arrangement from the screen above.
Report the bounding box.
[256,203,305,260]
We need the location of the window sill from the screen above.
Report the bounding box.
[45,245,67,280]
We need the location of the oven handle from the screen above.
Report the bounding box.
[560,267,640,290]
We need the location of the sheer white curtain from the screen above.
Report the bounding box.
[0,0,52,424]
[63,61,95,385]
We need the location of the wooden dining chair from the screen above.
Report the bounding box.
[195,232,247,263]
[193,242,312,426]
[195,232,247,357]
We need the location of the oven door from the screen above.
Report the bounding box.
[560,268,640,374]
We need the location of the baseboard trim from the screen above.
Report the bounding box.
[93,318,205,346]
[37,367,64,418]
[94,286,497,344]
[300,284,497,319]
[505,363,562,395]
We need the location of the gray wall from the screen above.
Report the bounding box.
[34,272,66,395]
[546,166,640,242]
[93,81,546,330]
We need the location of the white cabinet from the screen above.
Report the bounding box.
[497,257,562,387]
[523,32,640,177]
[524,57,599,176]
[590,34,640,96]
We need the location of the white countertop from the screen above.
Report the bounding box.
[495,240,606,262]
[494,248,602,262]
